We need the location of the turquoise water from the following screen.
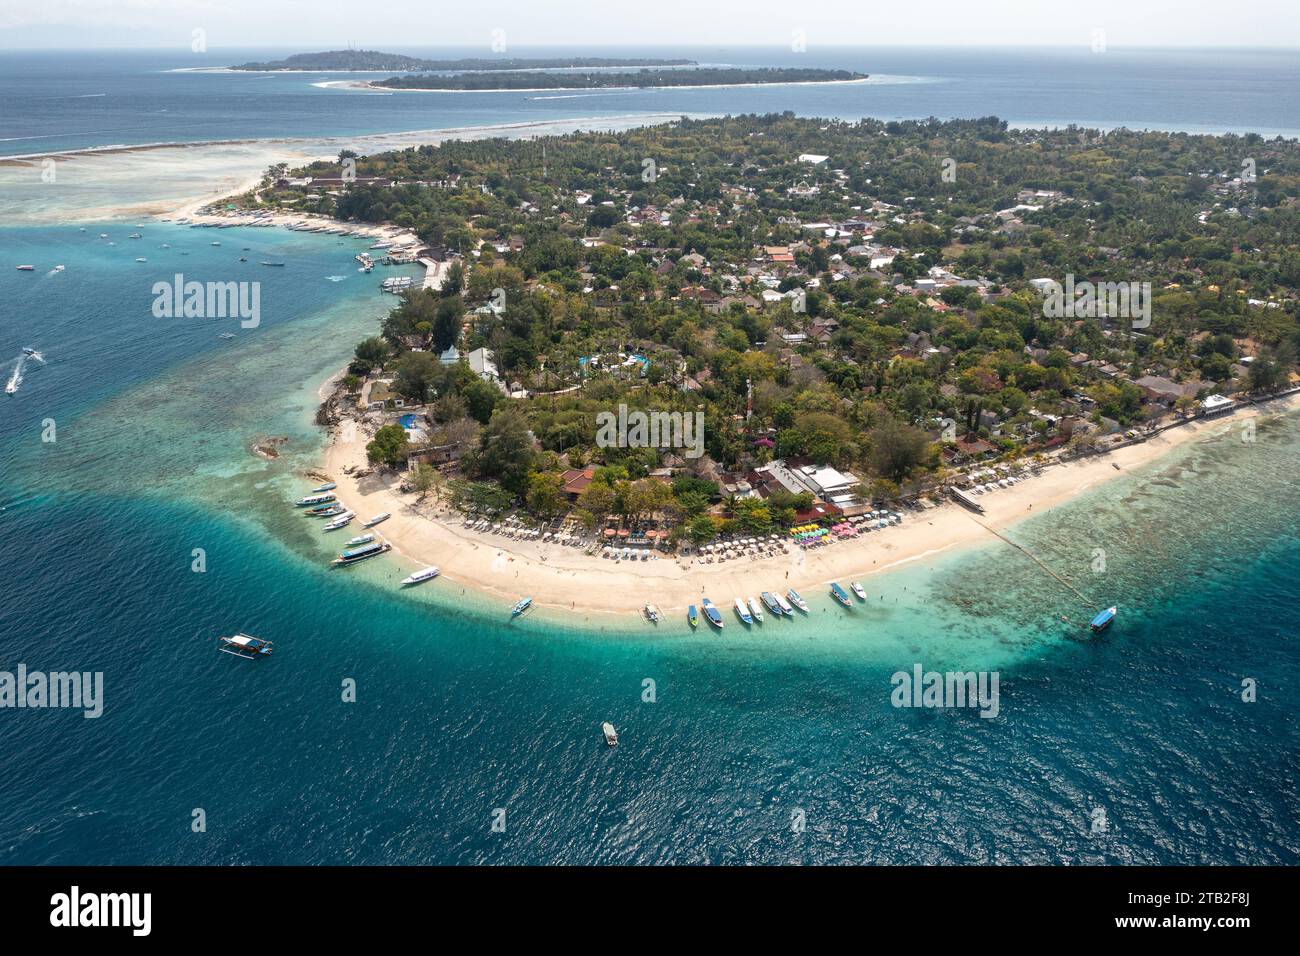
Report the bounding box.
[1,219,1297,863]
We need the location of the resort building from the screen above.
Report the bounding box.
[366,380,404,410]
[757,459,864,511]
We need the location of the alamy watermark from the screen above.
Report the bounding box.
[152,274,261,328]
[891,664,1000,718]
[1,664,103,718]
[596,403,705,458]
[1040,274,1150,329]
[50,886,150,936]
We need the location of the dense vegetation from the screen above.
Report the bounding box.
[249,114,1299,536]
[374,67,867,90]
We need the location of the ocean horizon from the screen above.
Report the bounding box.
[3,45,1300,160]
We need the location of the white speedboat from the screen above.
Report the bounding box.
[748,596,765,623]
[851,581,867,601]
[786,589,809,612]
[602,722,618,746]
[401,567,440,586]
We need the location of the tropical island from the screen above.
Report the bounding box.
[371,67,869,91]
[198,113,1300,613]
[230,50,697,72]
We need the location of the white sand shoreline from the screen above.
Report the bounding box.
[324,77,872,94]
[0,114,688,165]
[316,390,1300,621]
[0,114,688,224]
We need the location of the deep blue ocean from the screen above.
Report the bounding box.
[0,49,1298,865]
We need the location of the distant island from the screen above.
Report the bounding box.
[230,50,697,72]
[372,67,870,91]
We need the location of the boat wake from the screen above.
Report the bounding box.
[5,349,45,395]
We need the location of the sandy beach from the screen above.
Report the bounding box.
[317,392,1300,621]
[321,77,873,94]
[0,115,684,225]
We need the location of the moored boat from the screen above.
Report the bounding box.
[323,511,355,530]
[344,533,375,547]
[643,603,661,623]
[295,492,336,507]
[511,597,533,618]
[305,504,345,517]
[217,632,273,659]
[748,596,765,623]
[733,597,754,625]
[602,721,618,746]
[830,582,853,608]
[774,592,794,616]
[1090,606,1118,632]
[701,598,724,629]
[687,605,699,628]
[761,591,783,616]
[311,482,337,492]
[362,512,391,527]
[786,589,809,612]
[851,581,867,601]
[331,540,391,566]
[401,566,441,586]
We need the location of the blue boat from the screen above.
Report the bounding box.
[331,540,391,566]
[830,582,853,608]
[1090,606,1117,632]
[687,605,699,628]
[761,591,783,616]
[701,598,724,629]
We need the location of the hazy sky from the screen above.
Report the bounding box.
[2,0,1297,49]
